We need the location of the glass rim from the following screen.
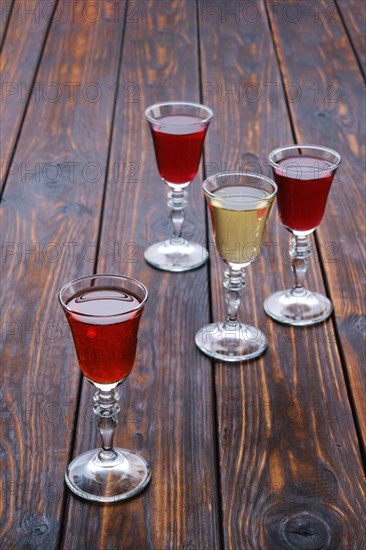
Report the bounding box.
[269,144,342,174]
[59,274,148,318]
[145,101,214,125]
[203,171,278,201]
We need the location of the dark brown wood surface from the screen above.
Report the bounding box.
[199,0,365,547]
[268,0,366,452]
[0,1,365,549]
[0,0,58,188]
[62,2,220,548]
[0,0,14,47]
[0,1,125,547]
[337,0,366,73]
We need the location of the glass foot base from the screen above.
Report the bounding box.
[195,322,268,362]
[65,448,151,503]
[144,240,208,272]
[264,289,333,326]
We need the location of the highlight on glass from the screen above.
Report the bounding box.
[144,101,213,272]
[59,274,150,502]
[264,144,341,326]
[195,172,277,361]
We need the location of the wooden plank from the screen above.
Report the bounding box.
[0,0,58,189]
[0,2,125,547]
[268,0,366,450]
[198,0,366,548]
[337,0,366,73]
[0,0,14,47]
[61,1,221,549]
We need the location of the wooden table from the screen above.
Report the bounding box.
[1,1,365,548]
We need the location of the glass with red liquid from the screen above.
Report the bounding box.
[264,145,341,325]
[59,274,149,502]
[145,102,213,272]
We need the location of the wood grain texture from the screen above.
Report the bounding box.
[199,0,365,548]
[61,2,221,549]
[0,0,58,189]
[1,1,365,548]
[268,0,366,450]
[0,0,14,47]
[0,2,125,547]
[337,0,366,73]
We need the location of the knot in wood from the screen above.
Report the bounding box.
[27,522,49,536]
[280,512,331,549]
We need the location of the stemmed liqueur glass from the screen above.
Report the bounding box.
[145,101,213,272]
[264,145,341,325]
[195,172,277,361]
[59,274,150,502]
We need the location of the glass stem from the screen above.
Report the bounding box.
[168,187,188,245]
[93,388,120,462]
[290,234,311,297]
[224,266,245,330]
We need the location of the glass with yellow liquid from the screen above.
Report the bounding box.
[195,172,277,361]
